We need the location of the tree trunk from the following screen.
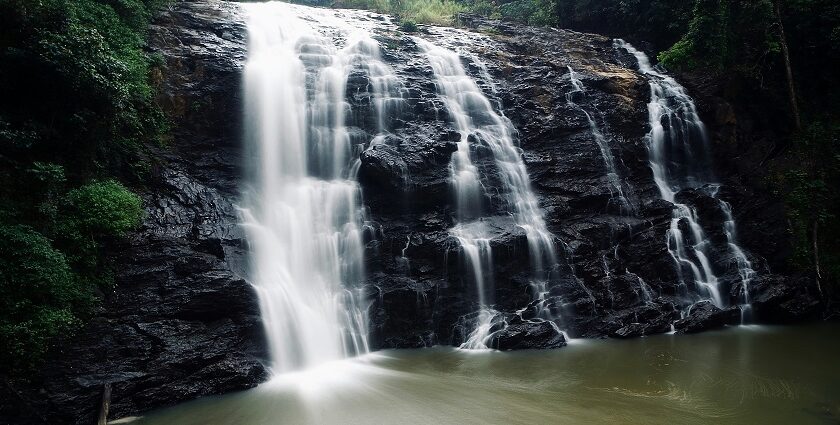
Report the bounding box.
[774,0,801,130]
[812,219,823,297]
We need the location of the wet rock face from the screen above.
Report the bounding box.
[674,301,741,334]
[747,275,821,323]
[353,14,810,348]
[8,2,823,422]
[493,320,568,350]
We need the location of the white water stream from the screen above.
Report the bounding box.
[239,2,401,373]
[415,37,558,348]
[615,40,756,311]
[566,66,632,214]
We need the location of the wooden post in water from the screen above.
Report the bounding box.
[96,383,111,425]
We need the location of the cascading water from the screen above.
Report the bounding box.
[615,39,756,313]
[240,2,400,373]
[415,37,558,348]
[565,66,632,214]
[718,193,757,321]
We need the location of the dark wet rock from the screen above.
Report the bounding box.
[747,275,822,323]
[607,300,681,338]
[492,320,567,350]
[612,323,648,338]
[674,301,741,333]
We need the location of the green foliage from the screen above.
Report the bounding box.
[0,224,90,371]
[335,0,464,24]
[401,0,464,24]
[336,0,391,13]
[0,179,143,375]
[658,38,697,71]
[462,0,496,18]
[64,180,144,240]
[0,0,167,176]
[0,0,162,376]
[658,0,776,73]
[772,120,840,293]
[499,0,556,26]
[400,19,419,32]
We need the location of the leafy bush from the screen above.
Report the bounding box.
[0,179,142,374]
[658,38,697,71]
[400,0,464,25]
[400,19,419,32]
[0,0,167,177]
[63,180,144,240]
[0,224,90,371]
[499,0,556,26]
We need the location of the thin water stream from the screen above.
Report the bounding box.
[615,39,756,311]
[415,36,559,348]
[121,324,840,425]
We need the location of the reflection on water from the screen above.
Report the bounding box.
[125,324,840,425]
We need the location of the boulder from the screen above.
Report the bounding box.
[492,320,567,350]
[674,301,741,333]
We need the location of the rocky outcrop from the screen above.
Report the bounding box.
[674,301,741,333]
[747,275,821,322]
[5,1,825,423]
[493,319,568,350]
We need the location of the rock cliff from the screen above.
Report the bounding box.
[3,1,821,423]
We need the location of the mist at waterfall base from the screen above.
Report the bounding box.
[125,324,840,425]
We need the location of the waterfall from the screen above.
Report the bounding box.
[565,66,632,214]
[240,2,400,373]
[415,37,557,348]
[718,196,757,321]
[615,39,756,312]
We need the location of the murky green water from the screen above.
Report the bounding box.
[123,324,840,425]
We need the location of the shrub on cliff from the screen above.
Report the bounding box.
[63,180,144,240]
[0,179,142,374]
[0,225,89,372]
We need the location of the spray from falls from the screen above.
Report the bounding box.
[415,37,558,348]
[240,2,400,373]
[615,39,756,314]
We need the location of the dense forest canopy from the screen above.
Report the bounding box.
[1,0,837,377]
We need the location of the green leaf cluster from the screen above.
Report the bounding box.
[0,224,90,372]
